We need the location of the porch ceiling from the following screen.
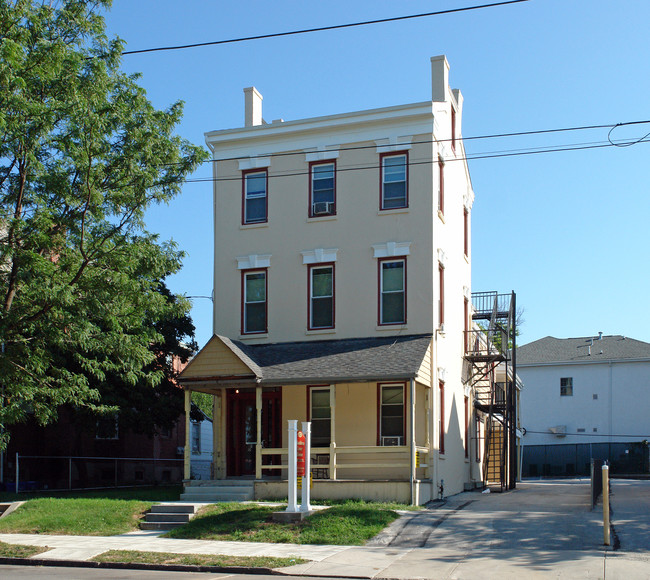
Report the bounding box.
[179,333,433,389]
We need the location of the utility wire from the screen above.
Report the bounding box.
[120,1,530,57]
[201,119,650,165]
[176,136,650,185]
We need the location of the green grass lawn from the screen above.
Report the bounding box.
[92,550,306,568]
[0,497,151,535]
[0,540,49,558]
[165,500,406,545]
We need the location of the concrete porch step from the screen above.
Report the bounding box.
[140,503,199,531]
[181,480,255,502]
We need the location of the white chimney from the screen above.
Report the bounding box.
[430,55,449,102]
[243,86,263,127]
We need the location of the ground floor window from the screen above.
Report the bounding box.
[378,383,405,445]
[309,386,331,447]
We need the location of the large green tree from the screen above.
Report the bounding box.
[0,0,208,451]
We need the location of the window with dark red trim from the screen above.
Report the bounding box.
[242,269,267,334]
[309,161,336,217]
[378,383,405,445]
[439,381,445,455]
[463,208,469,256]
[380,152,408,210]
[438,263,445,327]
[379,258,406,325]
[451,107,457,153]
[242,169,268,224]
[308,386,331,447]
[308,264,334,330]
[438,156,444,216]
[464,297,469,353]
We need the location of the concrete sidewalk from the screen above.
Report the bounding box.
[0,478,648,579]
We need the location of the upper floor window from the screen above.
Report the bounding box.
[243,169,267,224]
[560,377,573,396]
[438,263,445,327]
[438,157,445,216]
[379,258,406,325]
[309,161,336,217]
[309,386,331,447]
[378,383,405,446]
[309,264,334,330]
[451,107,457,152]
[463,207,469,256]
[439,380,446,454]
[380,152,408,210]
[242,269,267,334]
[96,413,119,440]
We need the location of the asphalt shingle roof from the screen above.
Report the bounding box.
[230,333,433,384]
[517,335,650,365]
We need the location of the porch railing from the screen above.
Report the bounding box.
[259,445,430,480]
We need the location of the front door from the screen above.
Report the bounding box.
[226,388,281,477]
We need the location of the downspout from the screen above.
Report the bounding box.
[410,377,416,505]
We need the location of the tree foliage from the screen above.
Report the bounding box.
[0,0,208,450]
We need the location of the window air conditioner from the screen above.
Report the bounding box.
[382,436,403,446]
[312,201,333,215]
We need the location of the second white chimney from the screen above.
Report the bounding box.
[243,86,263,127]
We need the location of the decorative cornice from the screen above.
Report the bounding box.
[238,157,271,171]
[372,241,411,259]
[301,248,338,265]
[236,254,272,270]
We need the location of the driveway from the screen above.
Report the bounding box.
[365,478,650,579]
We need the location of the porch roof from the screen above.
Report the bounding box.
[179,333,433,387]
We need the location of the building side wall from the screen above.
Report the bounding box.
[519,360,650,447]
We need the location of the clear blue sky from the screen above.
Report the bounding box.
[103,0,650,348]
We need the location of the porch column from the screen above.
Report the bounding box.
[410,378,416,505]
[330,384,337,480]
[184,389,191,480]
[255,385,262,479]
[212,393,220,479]
[218,387,226,477]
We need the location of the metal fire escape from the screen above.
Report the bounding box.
[464,291,517,491]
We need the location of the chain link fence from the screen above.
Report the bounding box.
[522,441,649,478]
[3,454,184,492]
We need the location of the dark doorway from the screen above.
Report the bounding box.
[226,388,281,477]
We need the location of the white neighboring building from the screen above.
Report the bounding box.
[190,414,213,480]
[517,334,650,476]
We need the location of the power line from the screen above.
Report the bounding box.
[120,1,530,57]
[176,135,650,185]
[201,119,650,165]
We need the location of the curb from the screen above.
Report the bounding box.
[0,556,278,575]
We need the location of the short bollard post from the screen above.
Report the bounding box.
[602,463,610,546]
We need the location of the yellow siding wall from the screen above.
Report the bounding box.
[181,337,252,378]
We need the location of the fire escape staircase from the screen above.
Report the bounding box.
[464,291,517,491]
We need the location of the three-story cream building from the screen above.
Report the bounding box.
[179,56,482,504]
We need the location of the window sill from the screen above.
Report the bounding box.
[307,214,337,223]
[239,333,268,340]
[378,207,409,216]
[376,324,408,331]
[438,210,445,224]
[240,222,269,230]
[306,328,336,336]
